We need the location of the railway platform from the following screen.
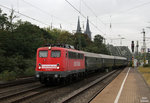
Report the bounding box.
[91,67,150,103]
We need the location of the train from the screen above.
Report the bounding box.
[35,44,128,85]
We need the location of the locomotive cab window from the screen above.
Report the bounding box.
[39,50,48,57]
[51,50,61,58]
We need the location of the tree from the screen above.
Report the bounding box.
[0,9,8,30]
[46,28,61,41]
[0,8,17,31]
[94,34,104,46]
[74,33,90,50]
[7,9,17,32]
[92,34,109,54]
[57,31,74,45]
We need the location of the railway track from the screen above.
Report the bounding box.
[0,69,123,103]
[14,70,109,103]
[10,86,61,103]
[0,82,62,103]
[56,69,122,103]
[0,76,36,88]
[27,69,122,103]
[0,82,41,95]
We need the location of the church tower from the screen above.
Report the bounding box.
[84,17,91,40]
[76,17,81,33]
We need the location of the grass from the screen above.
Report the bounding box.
[0,67,35,81]
[0,70,16,81]
[138,67,150,87]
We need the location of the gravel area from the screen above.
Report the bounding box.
[66,70,121,103]
[21,71,108,103]
[0,69,121,103]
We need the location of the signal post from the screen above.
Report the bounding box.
[131,41,134,67]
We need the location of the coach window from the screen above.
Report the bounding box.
[39,50,48,57]
[51,50,61,58]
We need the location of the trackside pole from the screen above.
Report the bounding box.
[131,41,134,68]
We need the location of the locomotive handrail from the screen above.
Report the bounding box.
[45,43,74,49]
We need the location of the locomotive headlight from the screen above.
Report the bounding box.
[57,67,59,69]
[38,66,41,69]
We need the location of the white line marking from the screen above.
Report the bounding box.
[140,97,149,103]
[114,68,130,103]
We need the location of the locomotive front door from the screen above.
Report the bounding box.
[66,51,69,71]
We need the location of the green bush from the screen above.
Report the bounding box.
[13,67,24,78]
[0,70,16,81]
[24,67,35,77]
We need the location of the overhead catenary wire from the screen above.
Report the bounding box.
[81,0,105,26]
[104,1,150,40]
[124,1,150,13]
[112,1,150,17]
[22,0,76,28]
[22,0,49,15]
[65,0,86,18]
[64,0,105,34]
[0,4,49,26]
[105,1,150,30]
[22,0,57,22]
[81,0,107,35]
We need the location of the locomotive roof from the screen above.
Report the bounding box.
[38,47,83,53]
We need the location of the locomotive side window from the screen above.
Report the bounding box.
[68,51,84,59]
[66,51,68,57]
[51,50,61,58]
[39,50,48,57]
[68,52,73,59]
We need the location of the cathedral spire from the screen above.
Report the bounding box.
[84,17,91,40]
[76,16,81,33]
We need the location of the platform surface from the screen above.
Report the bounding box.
[91,67,150,103]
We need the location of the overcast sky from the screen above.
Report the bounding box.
[1,0,150,51]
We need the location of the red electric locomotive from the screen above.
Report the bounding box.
[35,44,85,84]
[36,44,128,85]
